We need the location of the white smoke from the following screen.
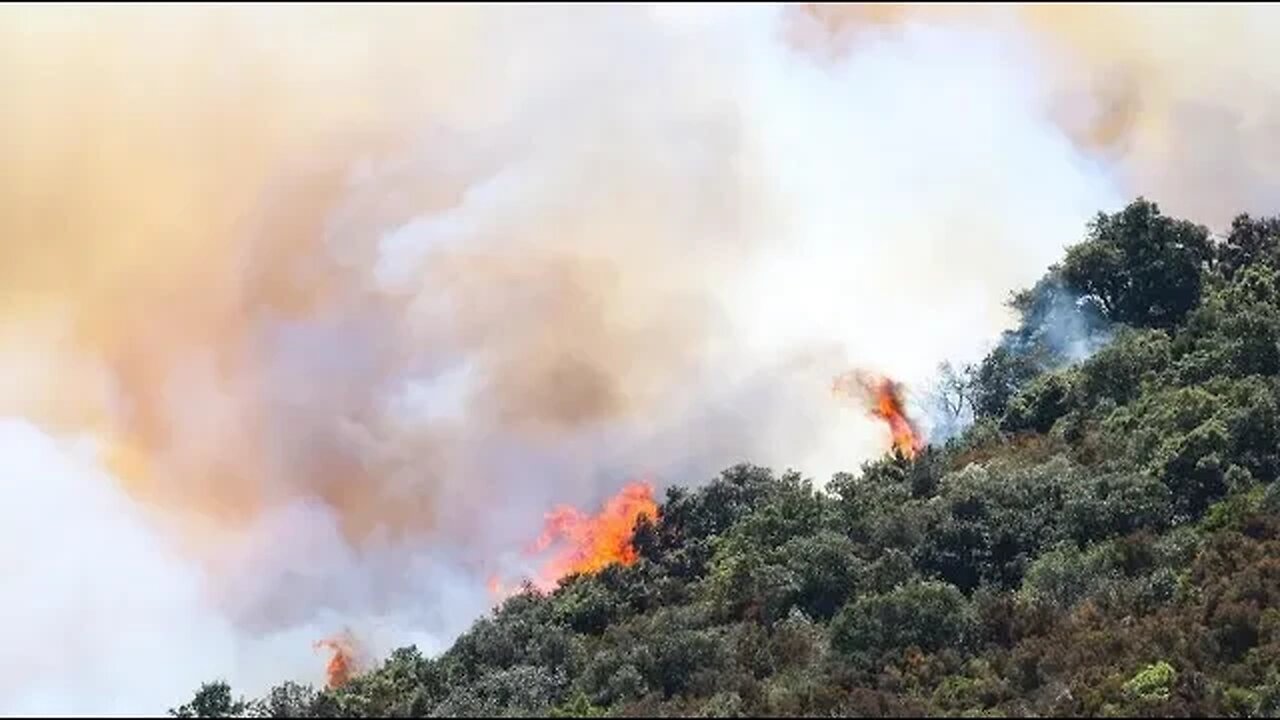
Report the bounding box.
[0,419,235,715]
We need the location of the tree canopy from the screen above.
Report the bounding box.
[176,199,1280,718]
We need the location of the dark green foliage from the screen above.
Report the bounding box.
[1060,471,1172,545]
[971,346,1042,421]
[1217,214,1280,281]
[1002,371,1076,434]
[1073,326,1172,407]
[176,199,1280,717]
[1061,197,1213,328]
[1175,265,1280,382]
[830,581,974,666]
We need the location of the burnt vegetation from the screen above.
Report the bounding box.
[177,199,1280,717]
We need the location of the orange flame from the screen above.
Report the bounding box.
[833,370,924,460]
[313,630,363,690]
[530,481,658,591]
[485,481,659,598]
[486,573,520,605]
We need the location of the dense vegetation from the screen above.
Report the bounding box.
[176,199,1280,717]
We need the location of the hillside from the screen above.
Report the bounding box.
[174,199,1280,718]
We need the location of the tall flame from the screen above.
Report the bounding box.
[313,630,363,690]
[833,370,924,460]
[487,481,658,593]
[485,482,658,602]
[534,481,658,588]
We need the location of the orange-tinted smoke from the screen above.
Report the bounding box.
[313,630,363,690]
[0,5,716,563]
[833,370,924,460]
[529,481,658,591]
[486,574,519,606]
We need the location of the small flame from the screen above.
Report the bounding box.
[486,573,521,606]
[313,630,363,690]
[833,370,924,460]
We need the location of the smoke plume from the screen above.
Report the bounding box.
[2,3,1279,712]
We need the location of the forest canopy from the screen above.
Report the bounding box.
[176,199,1280,718]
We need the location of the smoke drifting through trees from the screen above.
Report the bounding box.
[2,4,1280,713]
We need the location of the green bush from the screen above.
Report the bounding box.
[1123,661,1176,702]
[174,200,1280,719]
[830,581,974,666]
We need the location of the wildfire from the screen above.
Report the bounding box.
[488,481,659,599]
[314,630,363,690]
[533,481,658,588]
[486,573,522,605]
[833,370,924,460]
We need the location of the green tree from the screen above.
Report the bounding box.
[830,581,974,666]
[1061,198,1213,328]
[244,682,316,718]
[971,346,1042,420]
[1020,544,1118,612]
[1060,471,1171,545]
[1073,327,1171,407]
[171,682,248,719]
[176,198,1280,720]
[1002,371,1076,434]
[1216,213,1280,281]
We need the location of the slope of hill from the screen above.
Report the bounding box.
[174,199,1280,717]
